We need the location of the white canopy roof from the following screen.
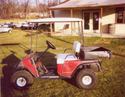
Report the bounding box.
[50,0,125,9]
[28,18,83,23]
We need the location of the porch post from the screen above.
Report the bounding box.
[49,10,52,18]
[70,9,73,17]
[81,21,84,44]
[70,9,73,35]
[50,10,54,34]
[100,7,103,37]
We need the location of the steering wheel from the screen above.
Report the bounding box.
[46,40,56,49]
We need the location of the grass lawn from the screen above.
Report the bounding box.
[0,29,125,97]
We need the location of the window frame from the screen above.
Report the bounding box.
[116,7,125,24]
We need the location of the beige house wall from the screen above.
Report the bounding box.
[54,10,82,18]
[54,10,82,35]
[101,7,116,33]
[101,6,125,35]
[115,24,125,35]
[54,10,71,17]
[109,24,125,35]
[54,22,81,35]
[54,9,101,34]
[72,10,82,18]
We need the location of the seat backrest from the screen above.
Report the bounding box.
[73,41,81,53]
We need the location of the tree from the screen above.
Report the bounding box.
[0,0,18,18]
[23,0,30,19]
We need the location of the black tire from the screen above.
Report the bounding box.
[11,70,34,89]
[76,69,97,89]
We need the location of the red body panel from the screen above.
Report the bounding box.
[57,60,81,78]
[22,56,39,77]
[57,64,63,76]
[20,55,99,79]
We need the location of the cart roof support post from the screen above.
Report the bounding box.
[80,21,84,45]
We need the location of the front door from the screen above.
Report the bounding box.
[83,11,100,33]
[84,12,90,30]
[84,12,90,32]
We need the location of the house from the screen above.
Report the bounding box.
[49,0,125,36]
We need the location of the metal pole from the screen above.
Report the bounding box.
[30,28,33,53]
[80,21,84,45]
[36,29,38,52]
[50,22,53,34]
[78,21,80,37]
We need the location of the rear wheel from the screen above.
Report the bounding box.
[11,70,34,89]
[76,69,97,89]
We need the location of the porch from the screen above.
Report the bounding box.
[50,1,125,37]
[52,31,125,38]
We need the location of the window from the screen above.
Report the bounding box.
[84,12,90,30]
[116,7,125,23]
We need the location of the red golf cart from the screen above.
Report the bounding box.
[10,18,111,90]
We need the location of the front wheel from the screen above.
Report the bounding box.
[76,69,97,89]
[11,70,34,89]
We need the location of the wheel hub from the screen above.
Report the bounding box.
[82,75,92,86]
[16,77,27,87]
